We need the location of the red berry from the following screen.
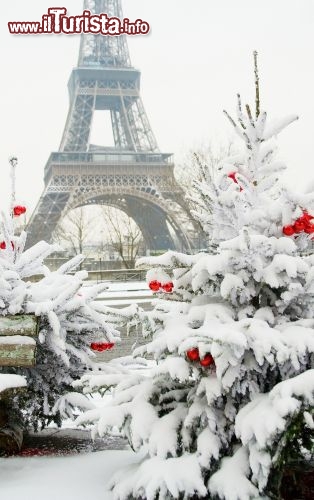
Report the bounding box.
[186,348,200,362]
[282,225,295,236]
[199,354,215,367]
[162,282,174,293]
[148,280,161,292]
[293,221,305,233]
[13,205,26,216]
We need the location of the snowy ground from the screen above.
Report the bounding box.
[0,392,147,499]
[0,395,143,500]
[0,448,142,500]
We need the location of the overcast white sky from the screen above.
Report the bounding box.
[1,0,314,214]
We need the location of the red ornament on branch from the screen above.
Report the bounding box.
[90,342,115,352]
[301,211,312,222]
[283,209,314,237]
[228,172,237,183]
[186,347,200,362]
[13,205,26,216]
[293,221,305,233]
[282,225,295,236]
[0,241,15,250]
[162,282,174,293]
[199,353,215,368]
[228,171,243,191]
[304,224,314,234]
[149,280,161,292]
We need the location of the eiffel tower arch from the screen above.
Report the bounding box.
[26,0,200,251]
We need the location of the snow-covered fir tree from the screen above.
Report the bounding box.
[0,158,121,430]
[76,54,314,499]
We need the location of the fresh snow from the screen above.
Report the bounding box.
[0,449,140,500]
[0,373,27,393]
[98,298,152,306]
[108,453,208,500]
[93,281,152,303]
[0,335,35,345]
[208,447,260,500]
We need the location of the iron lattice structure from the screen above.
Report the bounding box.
[26,0,200,251]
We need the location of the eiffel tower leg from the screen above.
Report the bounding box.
[26,189,70,247]
[125,197,175,251]
[60,94,95,152]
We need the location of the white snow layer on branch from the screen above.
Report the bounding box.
[108,453,207,500]
[208,446,260,500]
[52,391,96,419]
[235,371,314,489]
[0,373,27,393]
[263,115,299,140]
[137,251,199,269]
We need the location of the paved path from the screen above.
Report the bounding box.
[20,428,128,456]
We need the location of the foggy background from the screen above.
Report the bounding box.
[0,0,313,213]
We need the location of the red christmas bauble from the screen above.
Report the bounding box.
[293,221,305,233]
[301,211,313,222]
[186,347,200,362]
[304,224,314,234]
[199,353,215,367]
[282,225,295,236]
[0,241,14,250]
[90,342,115,352]
[13,205,26,216]
[148,280,161,292]
[162,282,174,293]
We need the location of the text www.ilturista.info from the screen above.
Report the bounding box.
[8,8,150,35]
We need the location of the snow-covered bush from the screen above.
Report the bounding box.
[76,55,314,499]
[0,160,121,429]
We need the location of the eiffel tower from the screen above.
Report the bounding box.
[26,0,199,251]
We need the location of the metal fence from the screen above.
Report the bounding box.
[87,268,147,282]
[28,267,147,283]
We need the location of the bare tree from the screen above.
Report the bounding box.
[174,141,235,193]
[53,207,96,256]
[101,206,144,268]
[173,142,236,248]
